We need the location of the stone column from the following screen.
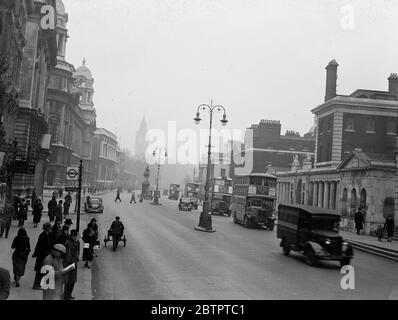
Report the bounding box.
[330,181,337,210]
[318,182,324,208]
[308,182,314,205]
[313,182,318,207]
[324,181,330,209]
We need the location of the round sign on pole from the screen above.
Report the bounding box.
[66,167,79,181]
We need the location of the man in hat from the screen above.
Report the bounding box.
[32,222,52,289]
[42,244,68,300]
[64,218,73,229]
[64,192,72,219]
[48,196,57,222]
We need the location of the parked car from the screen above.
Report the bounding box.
[277,204,353,267]
[85,196,104,214]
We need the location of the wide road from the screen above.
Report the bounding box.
[90,192,398,300]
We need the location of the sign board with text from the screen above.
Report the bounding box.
[66,167,79,181]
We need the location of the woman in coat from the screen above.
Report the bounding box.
[32,199,44,228]
[82,225,96,268]
[11,228,31,287]
[17,199,28,227]
[384,216,395,242]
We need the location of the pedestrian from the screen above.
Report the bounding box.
[56,225,70,246]
[0,267,10,300]
[82,225,96,268]
[32,199,44,228]
[55,200,63,222]
[376,225,384,242]
[31,189,37,210]
[130,191,136,204]
[115,189,121,203]
[354,208,365,235]
[11,228,31,287]
[63,218,73,229]
[0,204,14,239]
[384,216,395,242]
[88,218,98,241]
[64,192,72,218]
[17,199,28,227]
[48,196,57,222]
[42,244,68,300]
[32,222,52,289]
[13,194,21,221]
[50,218,63,246]
[63,230,80,300]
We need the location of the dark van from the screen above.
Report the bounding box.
[277,204,353,267]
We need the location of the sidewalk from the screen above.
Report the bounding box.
[340,230,398,262]
[0,215,93,300]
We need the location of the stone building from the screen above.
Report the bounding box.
[233,120,315,176]
[0,0,34,207]
[92,128,120,191]
[276,60,398,235]
[2,0,57,200]
[44,1,96,196]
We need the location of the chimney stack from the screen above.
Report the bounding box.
[388,73,398,93]
[325,59,339,102]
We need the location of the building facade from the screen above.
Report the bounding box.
[235,120,315,176]
[92,128,120,191]
[276,60,398,235]
[44,1,96,197]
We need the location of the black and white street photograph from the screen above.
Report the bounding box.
[0,0,398,311]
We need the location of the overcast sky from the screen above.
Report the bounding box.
[63,0,398,155]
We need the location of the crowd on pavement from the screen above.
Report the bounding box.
[0,192,99,300]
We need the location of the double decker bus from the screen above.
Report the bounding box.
[168,184,180,200]
[183,182,201,209]
[209,177,233,216]
[230,173,277,230]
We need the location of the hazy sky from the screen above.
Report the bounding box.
[63,0,398,154]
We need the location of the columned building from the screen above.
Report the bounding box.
[276,60,398,235]
[12,0,57,199]
[0,0,33,207]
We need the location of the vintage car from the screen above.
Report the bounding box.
[178,198,193,211]
[189,197,199,210]
[277,204,353,267]
[84,196,104,214]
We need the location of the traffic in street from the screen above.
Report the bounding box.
[90,192,398,300]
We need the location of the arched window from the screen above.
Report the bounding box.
[360,188,367,210]
[342,188,348,217]
[350,188,357,215]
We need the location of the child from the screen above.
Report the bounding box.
[376,225,384,242]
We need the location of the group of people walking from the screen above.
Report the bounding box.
[0,190,101,300]
[354,208,395,242]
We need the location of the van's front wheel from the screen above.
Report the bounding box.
[304,248,317,266]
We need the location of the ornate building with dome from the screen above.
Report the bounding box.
[44,1,98,195]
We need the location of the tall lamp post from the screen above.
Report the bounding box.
[152,147,167,205]
[193,101,228,233]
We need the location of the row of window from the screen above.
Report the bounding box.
[319,116,397,135]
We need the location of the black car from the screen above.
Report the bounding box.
[277,204,353,267]
[84,196,104,214]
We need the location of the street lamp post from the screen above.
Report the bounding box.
[152,147,167,205]
[193,100,228,233]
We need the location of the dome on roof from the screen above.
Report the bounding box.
[56,0,65,15]
[75,58,92,80]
